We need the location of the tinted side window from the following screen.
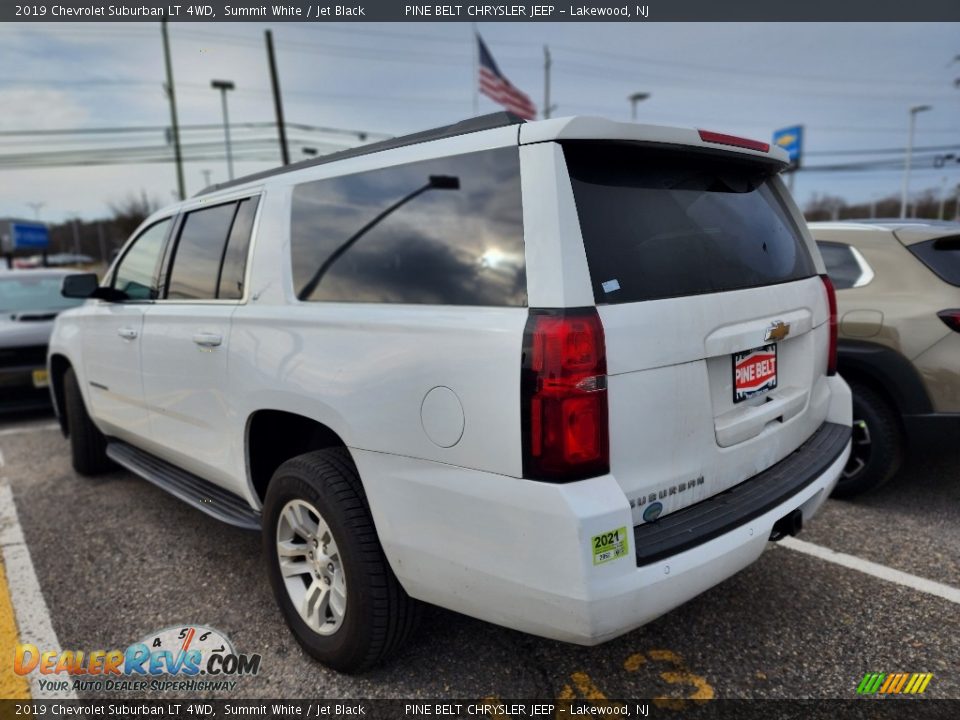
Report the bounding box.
[816,241,866,290]
[113,219,172,300]
[908,236,960,287]
[218,197,259,300]
[290,147,526,306]
[167,203,238,300]
[564,142,816,304]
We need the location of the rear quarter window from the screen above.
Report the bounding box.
[816,240,873,290]
[908,235,960,287]
[290,146,526,306]
[563,142,815,304]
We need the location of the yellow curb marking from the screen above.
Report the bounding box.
[0,559,30,699]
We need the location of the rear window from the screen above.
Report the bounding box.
[908,235,960,287]
[290,147,526,306]
[564,142,816,304]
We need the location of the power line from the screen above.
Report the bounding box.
[0,122,390,140]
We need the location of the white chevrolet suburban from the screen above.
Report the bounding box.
[49,113,852,672]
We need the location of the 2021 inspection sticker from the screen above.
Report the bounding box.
[592,527,629,565]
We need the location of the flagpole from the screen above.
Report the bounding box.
[543,45,551,119]
[471,23,479,116]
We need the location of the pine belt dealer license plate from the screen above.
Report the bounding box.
[733,343,777,403]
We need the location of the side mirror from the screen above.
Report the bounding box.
[61,273,128,302]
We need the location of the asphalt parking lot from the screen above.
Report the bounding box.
[1,409,958,704]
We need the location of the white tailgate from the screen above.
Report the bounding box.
[601,277,832,525]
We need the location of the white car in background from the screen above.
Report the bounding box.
[49,113,852,672]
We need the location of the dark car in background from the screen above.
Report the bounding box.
[0,269,85,412]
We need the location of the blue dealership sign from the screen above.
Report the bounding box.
[773,125,803,169]
[11,222,49,250]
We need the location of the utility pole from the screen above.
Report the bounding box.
[161,18,185,201]
[26,201,44,219]
[211,80,236,180]
[900,104,932,218]
[543,45,558,120]
[265,30,290,166]
[97,222,108,265]
[69,214,80,256]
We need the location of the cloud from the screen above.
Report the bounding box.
[0,88,90,130]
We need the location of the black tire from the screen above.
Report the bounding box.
[831,381,903,499]
[63,367,113,476]
[263,448,420,673]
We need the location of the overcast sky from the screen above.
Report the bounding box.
[0,21,958,223]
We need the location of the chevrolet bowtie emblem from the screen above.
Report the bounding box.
[765,321,791,342]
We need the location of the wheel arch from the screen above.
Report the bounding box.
[245,409,350,506]
[49,353,72,437]
[837,339,932,418]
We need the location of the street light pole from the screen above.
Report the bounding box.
[211,79,236,180]
[900,104,932,219]
[629,92,650,121]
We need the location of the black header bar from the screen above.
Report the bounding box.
[3,0,959,22]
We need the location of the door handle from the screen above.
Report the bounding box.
[117,327,138,340]
[192,332,223,348]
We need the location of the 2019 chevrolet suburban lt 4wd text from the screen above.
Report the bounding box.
[49,113,852,672]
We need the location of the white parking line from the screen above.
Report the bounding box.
[0,423,60,438]
[0,481,77,700]
[779,536,960,606]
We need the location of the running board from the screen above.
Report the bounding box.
[106,441,261,531]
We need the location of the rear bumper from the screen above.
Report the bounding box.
[582,438,848,644]
[356,381,852,645]
[633,422,850,565]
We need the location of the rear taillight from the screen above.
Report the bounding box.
[820,274,838,376]
[697,129,770,153]
[938,309,960,333]
[521,308,609,482]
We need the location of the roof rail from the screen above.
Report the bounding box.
[195,111,526,197]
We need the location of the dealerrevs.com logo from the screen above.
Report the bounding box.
[13,625,261,693]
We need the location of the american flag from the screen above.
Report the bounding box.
[477,34,537,120]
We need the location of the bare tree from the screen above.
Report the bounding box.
[804,193,848,222]
[108,191,162,238]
